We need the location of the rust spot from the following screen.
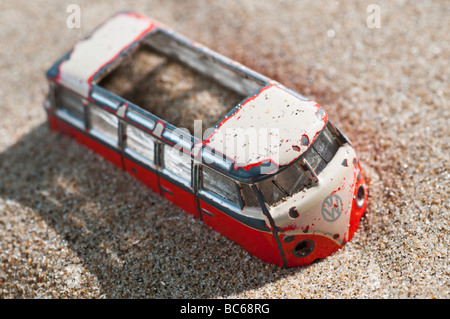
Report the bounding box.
[333,234,339,239]
[302,225,309,233]
[292,145,301,152]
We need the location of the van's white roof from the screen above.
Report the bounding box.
[203,84,327,170]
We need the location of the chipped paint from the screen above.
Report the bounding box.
[57,12,155,97]
[270,144,358,245]
[204,85,327,170]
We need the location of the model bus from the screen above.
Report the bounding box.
[44,11,367,267]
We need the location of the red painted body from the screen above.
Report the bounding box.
[198,198,284,266]
[279,233,342,267]
[123,156,160,195]
[159,177,199,218]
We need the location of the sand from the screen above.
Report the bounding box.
[98,45,244,133]
[0,0,448,298]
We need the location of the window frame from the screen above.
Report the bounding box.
[161,142,193,188]
[87,103,120,147]
[123,122,157,168]
[199,165,243,209]
[312,121,342,164]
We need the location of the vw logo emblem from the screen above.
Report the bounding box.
[321,194,343,222]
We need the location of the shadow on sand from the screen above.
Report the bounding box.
[0,123,308,298]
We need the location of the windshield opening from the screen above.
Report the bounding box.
[258,121,342,206]
[313,121,341,163]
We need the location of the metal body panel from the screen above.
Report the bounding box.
[270,144,359,243]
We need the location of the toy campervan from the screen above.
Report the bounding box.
[44,11,367,267]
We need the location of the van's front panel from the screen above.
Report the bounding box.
[268,144,366,267]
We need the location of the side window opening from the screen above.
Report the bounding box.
[54,85,85,125]
[201,166,240,206]
[163,144,191,184]
[89,104,119,146]
[125,124,155,165]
